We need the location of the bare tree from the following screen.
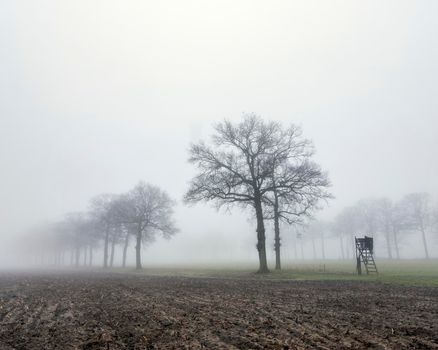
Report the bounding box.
[60,212,93,268]
[117,182,178,269]
[89,194,119,268]
[399,192,431,259]
[109,226,118,268]
[121,225,131,268]
[302,220,330,261]
[262,125,331,269]
[355,198,395,258]
[79,216,100,267]
[185,115,303,272]
[357,199,380,238]
[375,198,408,260]
[333,206,361,260]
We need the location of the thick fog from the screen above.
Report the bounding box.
[1,1,438,268]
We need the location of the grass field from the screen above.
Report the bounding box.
[120,259,438,287]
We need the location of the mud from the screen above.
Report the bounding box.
[0,272,437,349]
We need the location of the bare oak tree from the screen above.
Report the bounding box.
[185,115,279,272]
[184,114,330,272]
[375,198,408,260]
[399,192,431,259]
[89,194,119,268]
[117,182,178,269]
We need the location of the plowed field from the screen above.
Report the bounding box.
[0,272,437,349]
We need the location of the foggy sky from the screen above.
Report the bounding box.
[1,1,438,266]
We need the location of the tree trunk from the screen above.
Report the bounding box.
[385,230,393,259]
[75,247,80,268]
[83,246,87,266]
[393,227,400,260]
[345,236,351,260]
[103,227,109,268]
[321,233,326,260]
[70,249,74,266]
[339,235,345,260]
[254,197,269,273]
[420,225,429,259]
[89,246,93,266]
[122,234,129,268]
[273,191,281,270]
[136,226,142,269]
[311,237,317,260]
[110,239,115,268]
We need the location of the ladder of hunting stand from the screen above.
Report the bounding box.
[355,238,378,275]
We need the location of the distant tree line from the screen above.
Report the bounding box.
[295,192,438,261]
[331,193,438,260]
[28,181,178,269]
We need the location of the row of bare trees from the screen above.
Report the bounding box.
[27,114,329,273]
[297,193,438,261]
[29,182,178,269]
[333,193,438,260]
[184,114,332,272]
[280,192,437,262]
[28,115,434,271]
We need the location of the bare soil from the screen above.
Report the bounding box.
[0,271,437,349]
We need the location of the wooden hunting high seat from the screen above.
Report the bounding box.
[355,236,378,275]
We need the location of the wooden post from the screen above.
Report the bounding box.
[356,257,362,275]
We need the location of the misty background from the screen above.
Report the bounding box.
[1,1,437,267]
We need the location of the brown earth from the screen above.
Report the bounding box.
[0,271,437,349]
